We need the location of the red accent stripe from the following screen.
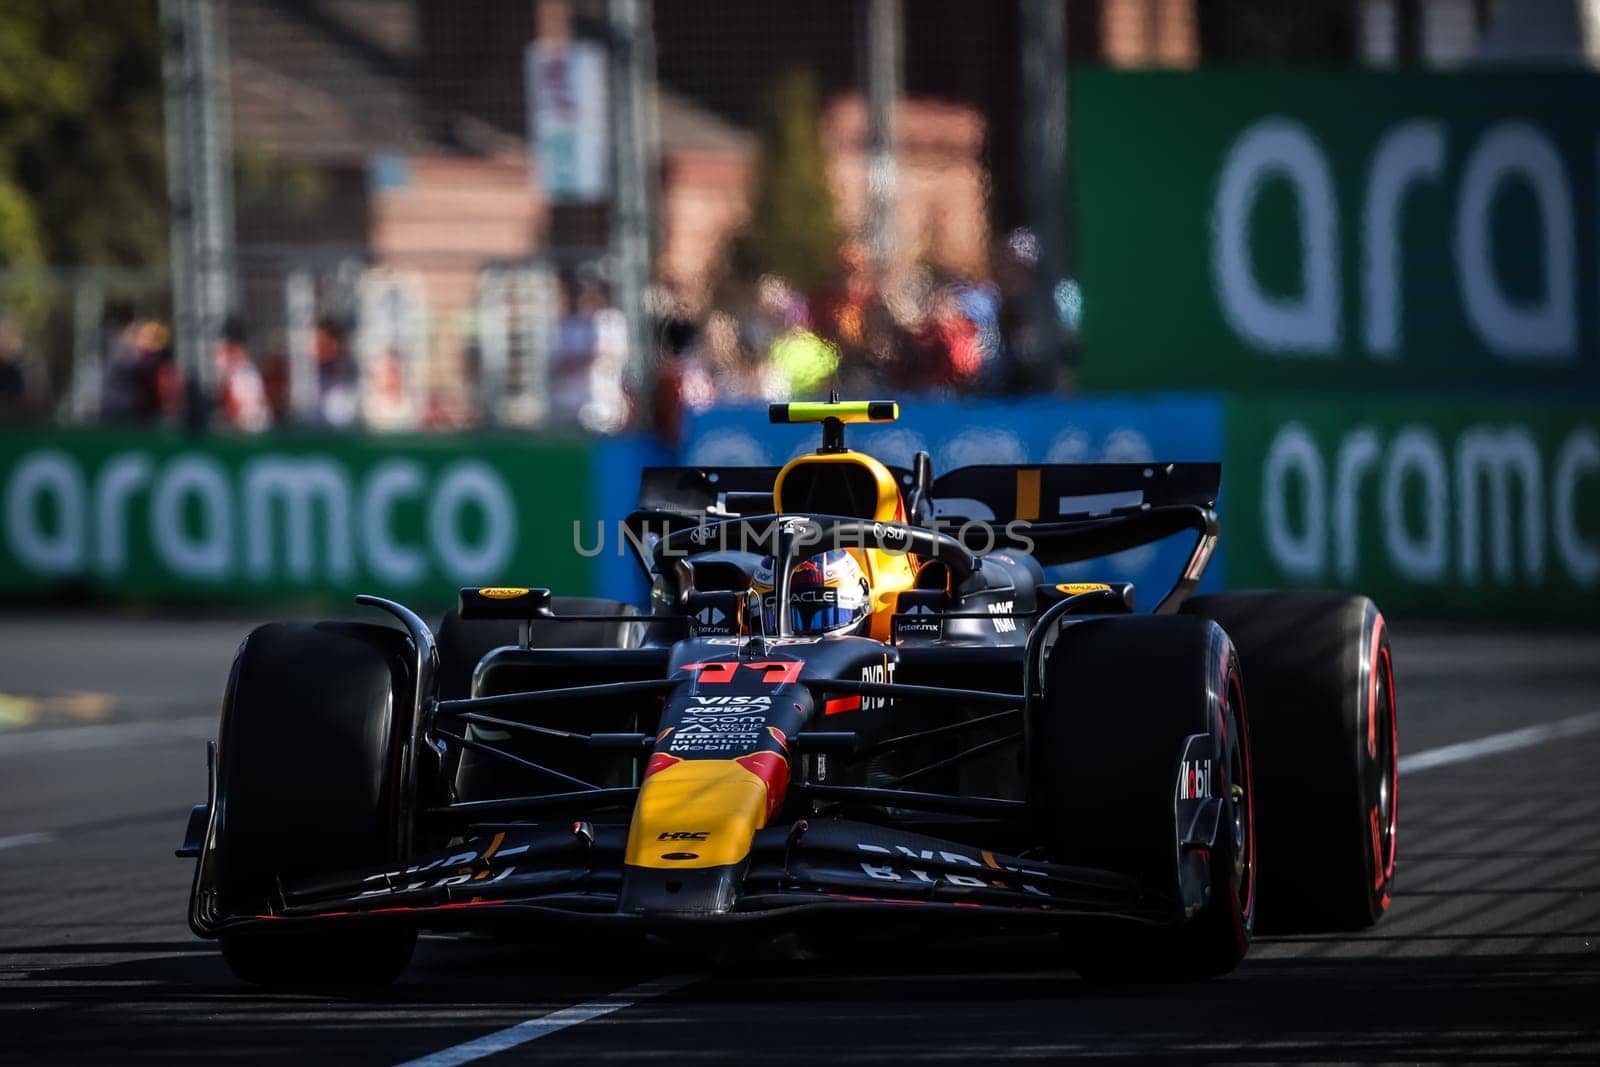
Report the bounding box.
[735,750,791,819]
[255,899,508,921]
[745,660,804,684]
[368,899,503,914]
[824,696,861,716]
[643,752,682,779]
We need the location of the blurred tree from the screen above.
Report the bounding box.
[0,180,45,270]
[0,0,166,269]
[235,143,330,229]
[731,67,842,294]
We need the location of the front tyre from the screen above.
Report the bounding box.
[1033,615,1254,980]
[211,621,420,989]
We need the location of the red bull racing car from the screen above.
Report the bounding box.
[177,400,1399,988]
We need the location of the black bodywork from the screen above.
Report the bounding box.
[181,453,1228,944]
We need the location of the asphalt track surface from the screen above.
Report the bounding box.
[1,611,1597,1064]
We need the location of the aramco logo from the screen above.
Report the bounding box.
[1261,422,1599,587]
[1212,117,1586,362]
[1,449,517,586]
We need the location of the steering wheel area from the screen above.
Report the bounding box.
[651,514,980,638]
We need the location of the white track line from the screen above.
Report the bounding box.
[394,973,702,1067]
[0,832,56,852]
[1399,711,1600,775]
[0,716,213,758]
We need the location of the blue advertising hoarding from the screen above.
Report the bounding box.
[675,395,1227,608]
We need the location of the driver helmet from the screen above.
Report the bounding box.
[752,549,871,636]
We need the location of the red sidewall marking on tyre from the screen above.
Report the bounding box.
[1367,613,1381,760]
[1377,641,1399,890]
[1368,612,1398,902]
[1217,637,1254,928]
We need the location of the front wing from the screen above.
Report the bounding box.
[190,818,1186,939]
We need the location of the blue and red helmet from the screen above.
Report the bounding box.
[752,549,871,636]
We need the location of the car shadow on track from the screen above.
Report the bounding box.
[4,936,1597,1064]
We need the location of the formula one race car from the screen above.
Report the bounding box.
[178,400,1399,988]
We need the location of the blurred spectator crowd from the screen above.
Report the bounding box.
[656,231,1057,440]
[0,229,1062,439]
[0,303,364,435]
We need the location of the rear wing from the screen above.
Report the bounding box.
[924,463,1220,612]
[638,461,1217,523]
[633,461,1220,612]
[636,401,1220,609]
[927,462,1219,523]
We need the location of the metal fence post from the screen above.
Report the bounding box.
[160,0,237,402]
[608,0,659,426]
[1020,0,1069,388]
[865,0,903,283]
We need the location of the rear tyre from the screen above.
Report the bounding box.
[436,596,643,699]
[213,621,419,989]
[1182,592,1397,931]
[451,597,641,801]
[1033,615,1254,981]
[436,611,519,701]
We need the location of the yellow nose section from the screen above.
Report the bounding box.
[624,759,772,870]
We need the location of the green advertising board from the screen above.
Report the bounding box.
[1073,69,1600,392]
[0,429,596,605]
[1221,394,1600,620]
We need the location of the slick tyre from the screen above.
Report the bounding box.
[437,597,644,699]
[451,598,642,801]
[1034,616,1255,981]
[213,621,419,989]
[436,611,518,702]
[1182,592,1397,932]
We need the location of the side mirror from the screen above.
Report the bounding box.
[685,591,747,637]
[892,589,949,642]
